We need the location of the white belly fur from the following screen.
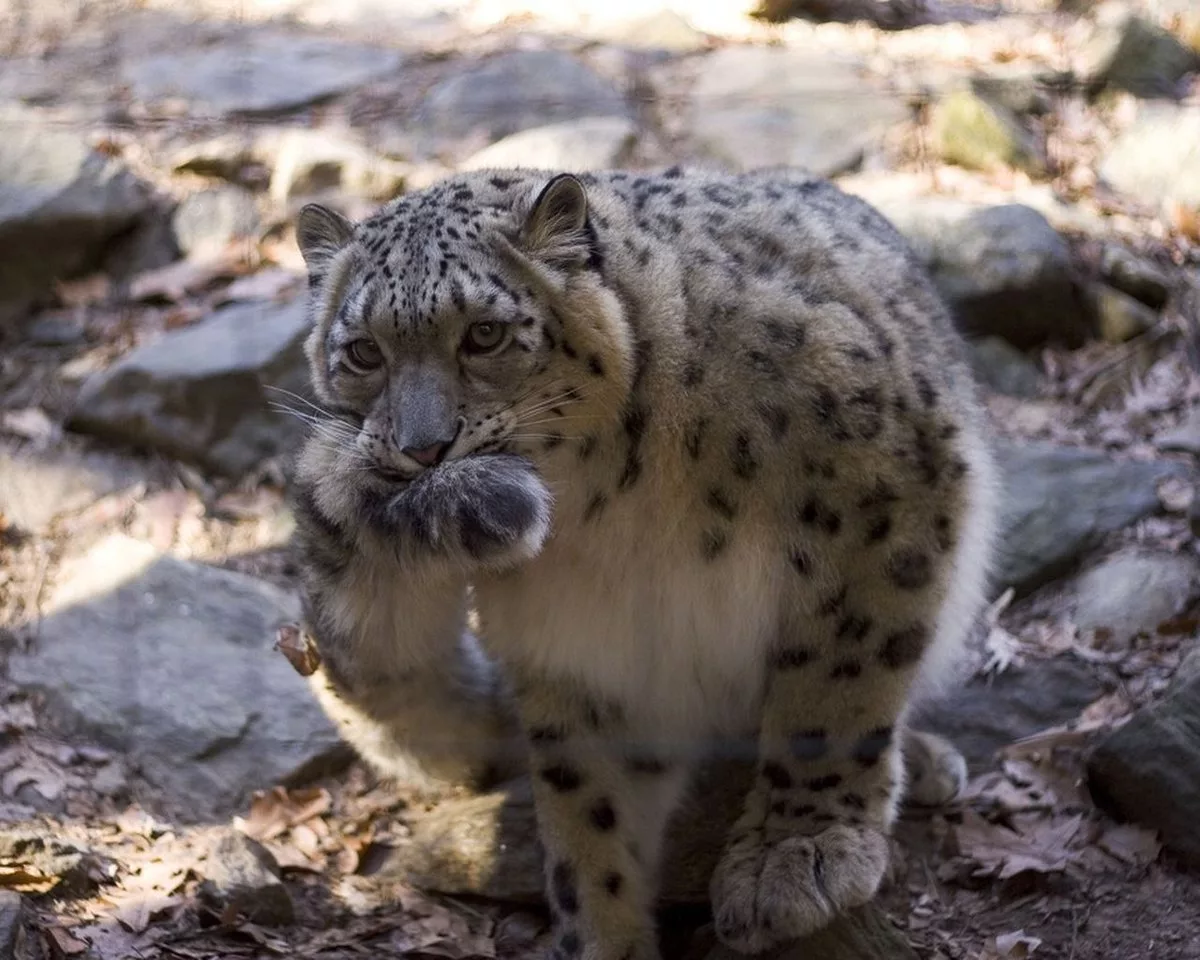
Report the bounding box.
[473,492,781,749]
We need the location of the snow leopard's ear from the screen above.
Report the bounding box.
[296,204,354,277]
[521,174,596,267]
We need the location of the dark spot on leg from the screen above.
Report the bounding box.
[888,548,933,590]
[790,803,817,818]
[731,432,759,480]
[706,488,737,521]
[552,861,579,914]
[584,492,607,522]
[840,792,866,810]
[604,872,623,896]
[790,730,829,761]
[530,725,565,744]
[830,659,863,680]
[805,774,843,791]
[558,931,581,957]
[854,727,894,767]
[790,549,814,576]
[835,615,873,643]
[879,625,928,669]
[774,647,814,670]
[866,516,892,544]
[701,529,729,561]
[588,354,606,377]
[540,764,585,792]
[590,798,617,832]
[763,761,794,789]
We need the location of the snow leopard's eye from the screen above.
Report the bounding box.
[344,338,383,372]
[463,321,507,355]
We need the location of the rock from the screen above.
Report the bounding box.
[0,444,143,534]
[930,89,1044,175]
[0,104,151,323]
[125,31,403,116]
[172,187,260,260]
[686,48,906,177]
[460,117,638,173]
[969,69,1052,116]
[917,658,1107,772]
[1101,104,1200,213]
[1092,284,1159,342]
[8,534,341,819]
[1077,2,1199,97]
[994,441,1186,593]
[268,128,407,204]
[69,297,310,476]
[594,10,709,52]
[1156,405,1200,454]
[1072,549,1200,640]
[967,336,1042,397]
[1100,245,1171,308]
[0,891,21,958]
[198,831,294,925]
[875,200,1083,348]
[1088,671,1200,866]
[417,51,629,143]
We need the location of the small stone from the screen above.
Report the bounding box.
[268,128,407,204]
[967,336,1042,397]
[931,89,1044,175]
[199,831,294,926]
[1100,245,1171,309]
[1077,2,1199,98]
[172,187,260,260]
[995,441,1186,593]
[969,69,1052,116]
[69,298,311,476]
[1088,671,1200,867]
[1092,284,1159,343]
[460,117,638,173]
[1157,406,1200,455]
[417,51,628,143]
[124,31,403,116]
[1072,549,1200,641]
[686,47,907,177]
[1101,103,1200,213]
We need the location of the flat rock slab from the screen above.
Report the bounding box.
[686,47,907,177]
[1071,549,1200,641]
[461,117,638,173]
[124,31,403,115]
[994,441,1186,594]
[917,657,1107,772]
[0,443,144,534]
[9,534,340,819]
[872,199,1083,348]
[1088,672,1200,867]
[69,298,310,476]
[417,51,629,143]
[0,105,150,320]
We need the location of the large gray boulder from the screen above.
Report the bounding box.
[685,47,907,177]
[994,441,1187,593]
[417,51,629,143]
[874,199,1085,348]
[0,105,151,324]
[8,534,341,820]
[69,298,311,476]
[1071,549,1200,641]
[460,117,639,173]
[124,31,403,116]
[1077,2,1199,98]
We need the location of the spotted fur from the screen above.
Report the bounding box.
[289,168,997,958]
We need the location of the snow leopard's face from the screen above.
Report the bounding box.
[295,172,624,484]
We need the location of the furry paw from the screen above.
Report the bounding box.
[388,454,552,568]
[902,730,967,809]
[709,824,889,953]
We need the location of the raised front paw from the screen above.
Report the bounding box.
[709,824,890,954]
[389,454,553,568]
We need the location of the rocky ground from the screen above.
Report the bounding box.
[1,0,1200,957]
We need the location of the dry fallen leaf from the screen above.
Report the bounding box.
[238,785,332,842]
[129,255,243,303]
[1095,822,1161,867]
[56,273,111,308]
[217,268,302,304]
[0,864,59,893]
[954,810,1083,880]
[274,624,322,678]
[45,926,90,955]
[982,929,1043,958]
